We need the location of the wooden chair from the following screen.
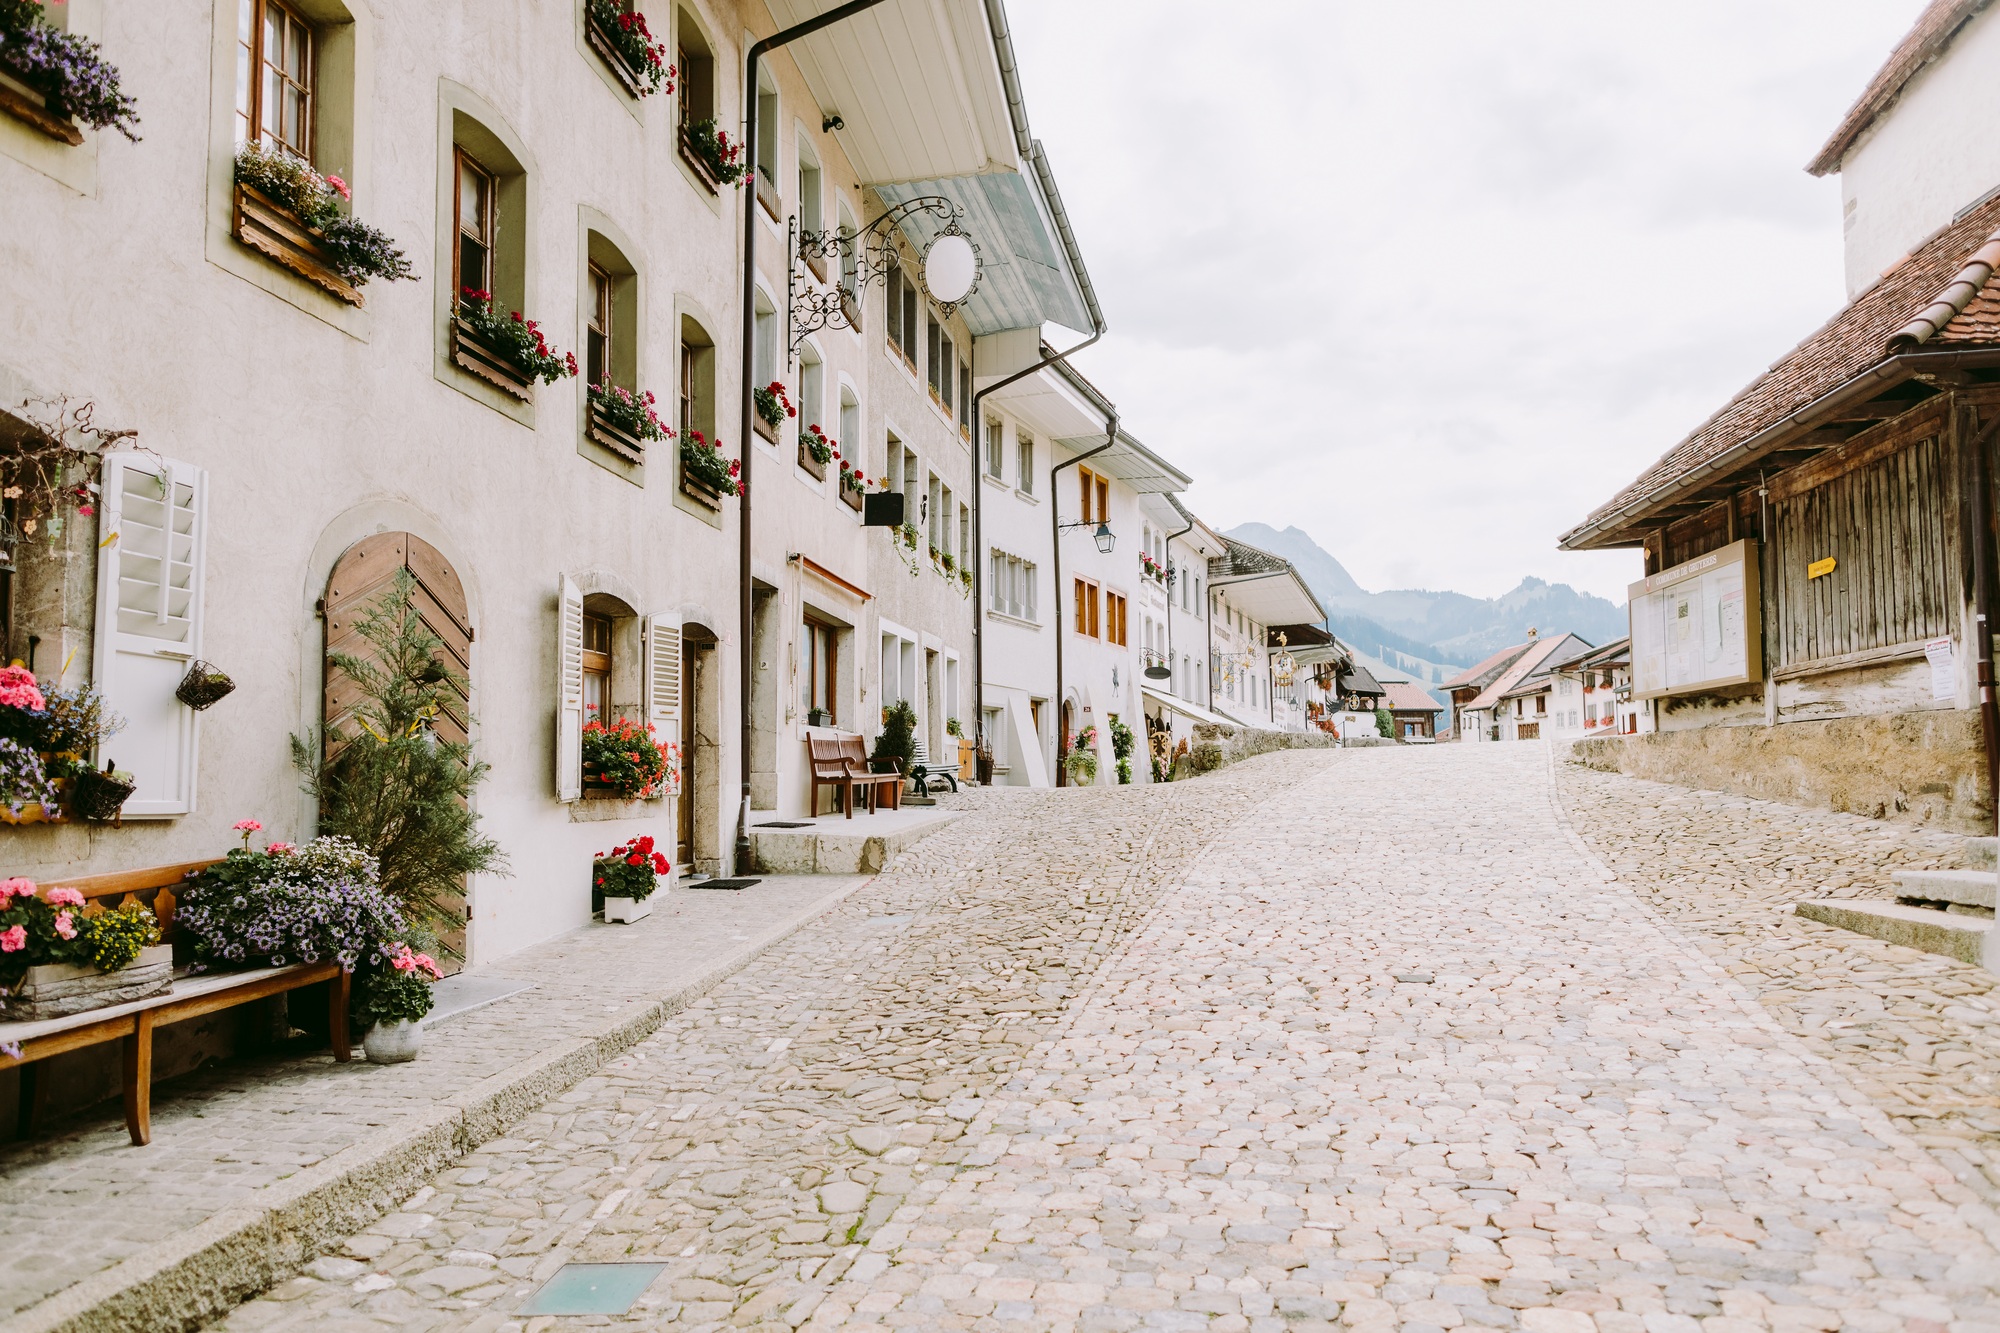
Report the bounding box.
[0,861,353,1146]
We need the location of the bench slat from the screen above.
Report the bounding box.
[48,860,219,899]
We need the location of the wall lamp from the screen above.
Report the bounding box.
[1058,519,1116,554]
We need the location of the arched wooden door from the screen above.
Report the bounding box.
[324,533,473,967]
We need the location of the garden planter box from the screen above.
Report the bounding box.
[5,945,173,1021]
[0,65,80,145]
[604,894,652,924]
[588,404,647,463]
[798,440,828,479]
[678,127,724,195]
[584,15,645,97]
[0,800,66,826]
[452,318,535,400]
[681,472,725,511]
[754,413,781,445]
[233,182,364,307]
[840,484,863,511]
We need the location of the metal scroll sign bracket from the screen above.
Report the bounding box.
[787,195,981,362]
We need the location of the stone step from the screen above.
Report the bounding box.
[1796,899,1993,968]
[1891,868,1997,910]
[1963,836,1997,870]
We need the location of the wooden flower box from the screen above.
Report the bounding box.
[681,471,724,511]
[452,318,535,400]
[588,403,647,463]
[233,182,364,307]
[585,15,645,98]
[678,126,723,196]
[5,945,173,1022]
[0,66,81,145]
[753,412,781,445]
[797,440,827,479]
[840,484,864,511]
[0,800,65,826]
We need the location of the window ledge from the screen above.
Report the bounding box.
[569,792,668,822]
[986,610,1041,630]
[1012,488,1040,505]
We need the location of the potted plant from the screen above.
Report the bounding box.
[959,568,974,595]
[1109,713,1136,785]
[1063,726,1099,785]
[232,142,415,307]
[175,659,237,711]
[583,0,675,97]
[838,462,866,510]
[799,423,834,478]
[806,706,829,728]
[872,700,916,777]
[595,835,671,924]
[352,942,441,1064]
[898,523,919,550]
[0,739,57,824]
[0,0,140,144]
[452,289,579,399]
[0,879,167,1020]
[753,380,795,443]
[680,431,742,508]
[581,716,676,799]
[176,832,406,975]
[680,117,748,191]
[588,383,673,464]
[0,667,124,821]
[69,759,136,823]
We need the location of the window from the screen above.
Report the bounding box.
[928,475,944,548]
[582,611,613,723]
[986,419,1004,478]
[1077,466,1108,525]
[927,316,946,402]
[802,615,837,724]
[885,265,919,367]
[753,290,777,390]
[676,8,714,129]
[679,315,715,440]
[236,0,314,158]
[798,348,823,440]
[959,358,972,436]
[837,203,860,301]
[991,551,1038,621]
[1075,577,1100,638]
[453,147,496,299]
[1106,592,1128,647]
[586,262,612,388]
[959,502,970,568]
[1018,436,1034,495]
[797,142,822,236]
[840,390,859,463]
[754,71,778,192]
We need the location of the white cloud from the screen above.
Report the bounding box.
[1008,0,1926,603]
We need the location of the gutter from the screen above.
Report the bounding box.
[969,0,1109,779]
[1559,345,2000,552]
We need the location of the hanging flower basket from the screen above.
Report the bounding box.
[175,660,236,710]
[69,762,135,822]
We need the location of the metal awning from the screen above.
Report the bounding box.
[1140,685,1233,730]
[876,169,1091,335]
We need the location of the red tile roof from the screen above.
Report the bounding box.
[1808,1,1990,177]
[1441,641,1536,691]
[1561,191,2000,550]
[1380,680,1442,714]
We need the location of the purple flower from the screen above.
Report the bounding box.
[0,6,141,140]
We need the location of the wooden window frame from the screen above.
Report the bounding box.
[1107,592,1128,648]
[1075,577,1100,638]
[581,611,614,726]
[238,0,316,160]
[452,147,497,302]
[587,261,613,389]
[803,615,838,724]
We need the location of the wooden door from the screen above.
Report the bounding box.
[323,533,473,968]
[677,632,697,868]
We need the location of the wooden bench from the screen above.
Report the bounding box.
[837,734,903,813]
[0,860,352,1146]
[808,735,902,817]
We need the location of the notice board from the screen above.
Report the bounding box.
[1628,539,1761,701]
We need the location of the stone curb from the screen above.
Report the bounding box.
[2,878,876,1333]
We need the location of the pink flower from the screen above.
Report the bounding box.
[0,878,35,901]
[53,911,75,941]
[0,666,45,712]
[267,841,295,855]
[0,926,25,954]
[233,819,262,833]
[323,173,351,201]
[45,887,83,907]
[77,504,93,517]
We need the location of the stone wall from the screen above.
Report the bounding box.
[1185,721,1338,775]
[1569,708,1990,834]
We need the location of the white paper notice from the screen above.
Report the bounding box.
[1925,636,1956,702]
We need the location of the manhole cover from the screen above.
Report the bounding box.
[687,878,762,890]
[517,1262,666,1315]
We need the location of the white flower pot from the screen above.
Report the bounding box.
[363,1019,423,1064]
[604,895,652,924]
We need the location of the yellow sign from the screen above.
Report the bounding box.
[1808,557,1837,580]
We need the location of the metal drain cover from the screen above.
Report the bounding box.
[517,1262,666,1315]
[756,821,815,828]
[687,878,762,890]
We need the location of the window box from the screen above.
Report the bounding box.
[839,483,863,511]
[587,400,647,463]
[584,13,646,98]
[451,316,535,400]
[0,68,80,145]
[681,472,724,511]
[232,181,366,308]
[678,127,721,193]
[797,438,826,479]
[753,412,781,445]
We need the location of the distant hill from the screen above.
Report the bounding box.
[1223,522,1627,666]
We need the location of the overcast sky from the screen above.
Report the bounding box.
[1005,1,1927,604]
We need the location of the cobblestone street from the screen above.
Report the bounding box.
[214,745,2000,1332]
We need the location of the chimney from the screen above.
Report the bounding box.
[1527,626,1538,639]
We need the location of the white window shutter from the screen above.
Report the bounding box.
[93,454,207,818]
[644,614,682,751]
[555,575,583,802]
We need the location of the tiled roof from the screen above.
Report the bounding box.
[1380,680,1441,714]
[1463,635,1584,712]
[1561,191,2000,548]
[1808,1,1990,176]
[1441,641,1536,691]
[1209,536,1290,579]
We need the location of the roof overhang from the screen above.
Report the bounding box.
[1211,569,1325,626]
[1268,623,1333,649]
[1140,685,1233,730]
[1559,346,2000,551]
[1052,431,1191,494]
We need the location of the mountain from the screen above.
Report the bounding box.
[1223,523,1627,667]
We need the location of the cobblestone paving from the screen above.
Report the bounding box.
[1556,758,2000,1209]
[216,745,2000,1332]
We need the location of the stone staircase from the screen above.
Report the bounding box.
[1796,836,1996,969]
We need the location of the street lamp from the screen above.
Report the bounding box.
[1058,518,1116,553]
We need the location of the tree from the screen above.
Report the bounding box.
[1374,707,1395,739]
[292,570,505,947]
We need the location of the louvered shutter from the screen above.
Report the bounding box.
[93,454,207,817]
[644,613,682,767]
[555,575,583,801]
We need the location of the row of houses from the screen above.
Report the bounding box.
[0,0,1350,970]
[1558,0,2000,833]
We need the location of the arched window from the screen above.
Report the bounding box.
[679,313,715,441]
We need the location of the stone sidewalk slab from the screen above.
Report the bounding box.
[0,874,871,1333]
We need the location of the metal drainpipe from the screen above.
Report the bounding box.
[733,0,894,873]
[1049,418,1118,783]
[1161,514,1194,699]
